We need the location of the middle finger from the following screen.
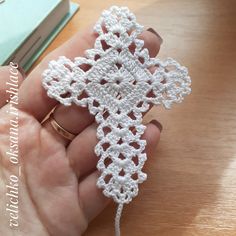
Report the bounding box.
[42,29,162,146]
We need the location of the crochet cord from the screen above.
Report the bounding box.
[115,203,124,236]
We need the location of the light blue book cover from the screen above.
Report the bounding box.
[0,0,79,71]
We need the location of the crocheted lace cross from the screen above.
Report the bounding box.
[42,5,191,231]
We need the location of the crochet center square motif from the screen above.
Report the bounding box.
[81,49,156,113]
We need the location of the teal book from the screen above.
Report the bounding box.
[0,0,79,72]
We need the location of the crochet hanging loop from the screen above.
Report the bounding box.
[42,6,191,235]
[115,203,124,236]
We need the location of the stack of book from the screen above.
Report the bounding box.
[0,0,79,71]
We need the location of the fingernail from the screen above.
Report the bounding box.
[150,119,163,133]
[147,28,163,44]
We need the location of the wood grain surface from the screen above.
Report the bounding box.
[33,0,236,235]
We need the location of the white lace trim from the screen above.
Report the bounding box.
[42,6,191,235]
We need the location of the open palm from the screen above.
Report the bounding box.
[0,27,162,236]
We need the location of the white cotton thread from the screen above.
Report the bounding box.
[42,6,191,235]
[115,203,124,236]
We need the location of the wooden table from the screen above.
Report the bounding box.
[34,0,236,235]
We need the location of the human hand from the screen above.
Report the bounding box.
[0,27,162,236]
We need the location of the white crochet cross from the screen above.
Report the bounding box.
[42,6,191,235]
